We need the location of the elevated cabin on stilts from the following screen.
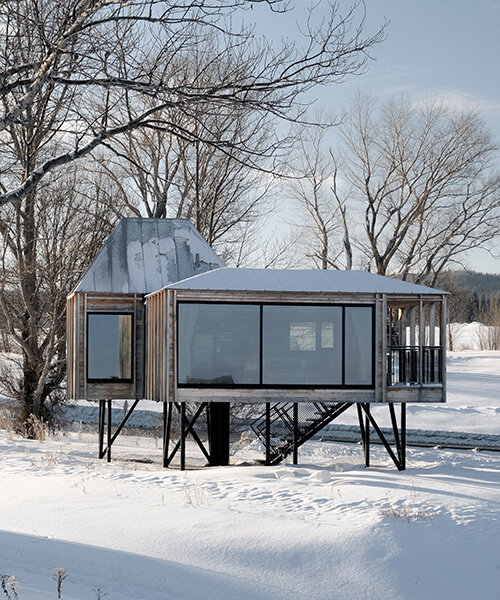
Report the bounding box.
[145,268,448,470]
[67,218,448,471]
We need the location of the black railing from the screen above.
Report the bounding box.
[387,346,442,386]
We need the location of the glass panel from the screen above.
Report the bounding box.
[345,307,372,385]
[178,303,260,385]
[263,305,342,385]
[87,314,133,380]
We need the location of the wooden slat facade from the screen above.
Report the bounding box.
[66,292,145,400]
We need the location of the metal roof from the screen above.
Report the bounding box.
[162,268,447,295]
[74,218,224,294]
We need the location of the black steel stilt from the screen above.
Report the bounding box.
[365,404,370,468]
[107,399,112,463]
[180,402,186,471]
[360,403,403,471]
[98,400,105,459]
[162,402,168,467]
[357,403,368,467]
[388,403,402,463]
[207,402,230,466]
[265,403,271,465]
[292,403,298,465]
[401,403,406,470]
[164,403,210,468]
[163,402,172,468]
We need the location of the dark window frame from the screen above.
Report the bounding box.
[176,301,375,389]
[86,311,135,384]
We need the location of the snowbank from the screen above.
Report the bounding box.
[0,432,498,600]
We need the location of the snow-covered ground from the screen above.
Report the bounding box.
[0,431,499,600]
[0,342,498,599]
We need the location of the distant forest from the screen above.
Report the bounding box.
[436,271,500,323]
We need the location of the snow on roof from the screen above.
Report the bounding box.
[162,268,447,295]
[73,218,224,294]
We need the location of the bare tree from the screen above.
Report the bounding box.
[0,168,117,428]
[97,84,277,263]
[0,0,385,209]
[288,124,352,269]
[293,95,500,283]
[0,0,385,430]
[475,293,500,351]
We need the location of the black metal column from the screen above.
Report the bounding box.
[265,403,271,465]
[98,400,105,459]
[163,402,172,468]
[401,403,406,470]
[389,403,402,463]
[180,402,186,471]
[365,404,370,467]
[357,402,370,468]
[207,402,230,466]
[292,403,298,465]
[106,399,112,463]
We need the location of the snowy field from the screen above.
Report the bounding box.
[0,431,499,600]
[0,344,498,599]
[335,351,500,434]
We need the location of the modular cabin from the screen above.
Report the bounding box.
[144,268,448,469]
[66,218,448,471]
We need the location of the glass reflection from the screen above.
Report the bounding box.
[263,305,342,385]
[345,306,372,384]
[178,303,260,384]
[87,314,133,380]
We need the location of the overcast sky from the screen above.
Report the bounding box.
[251,1,500,274]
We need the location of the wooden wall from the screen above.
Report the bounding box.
[66,292,145,400]
[145,288,176,402]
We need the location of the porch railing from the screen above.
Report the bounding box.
[387,346,442,386]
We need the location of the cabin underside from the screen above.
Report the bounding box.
[96,398,409,471]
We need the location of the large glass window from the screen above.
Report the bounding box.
[263,305,343,385]
[345,306,373,385]
[177,302,373,388]
[178,303,260,385]
[87,313,133,381]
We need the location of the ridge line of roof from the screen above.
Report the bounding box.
[150,267,448,295]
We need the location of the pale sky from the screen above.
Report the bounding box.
[250,1,500,274]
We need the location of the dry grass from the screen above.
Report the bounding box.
[183,480,206,507]
[381,500,436,522]
[23,414,47,441]
[0,408,15,438]
[0,574,19,600]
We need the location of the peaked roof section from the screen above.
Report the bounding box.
[74,218,224,294]
[162,268,447,295]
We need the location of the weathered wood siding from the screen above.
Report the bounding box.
[145,288,176,403]
[66,292,145,400]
